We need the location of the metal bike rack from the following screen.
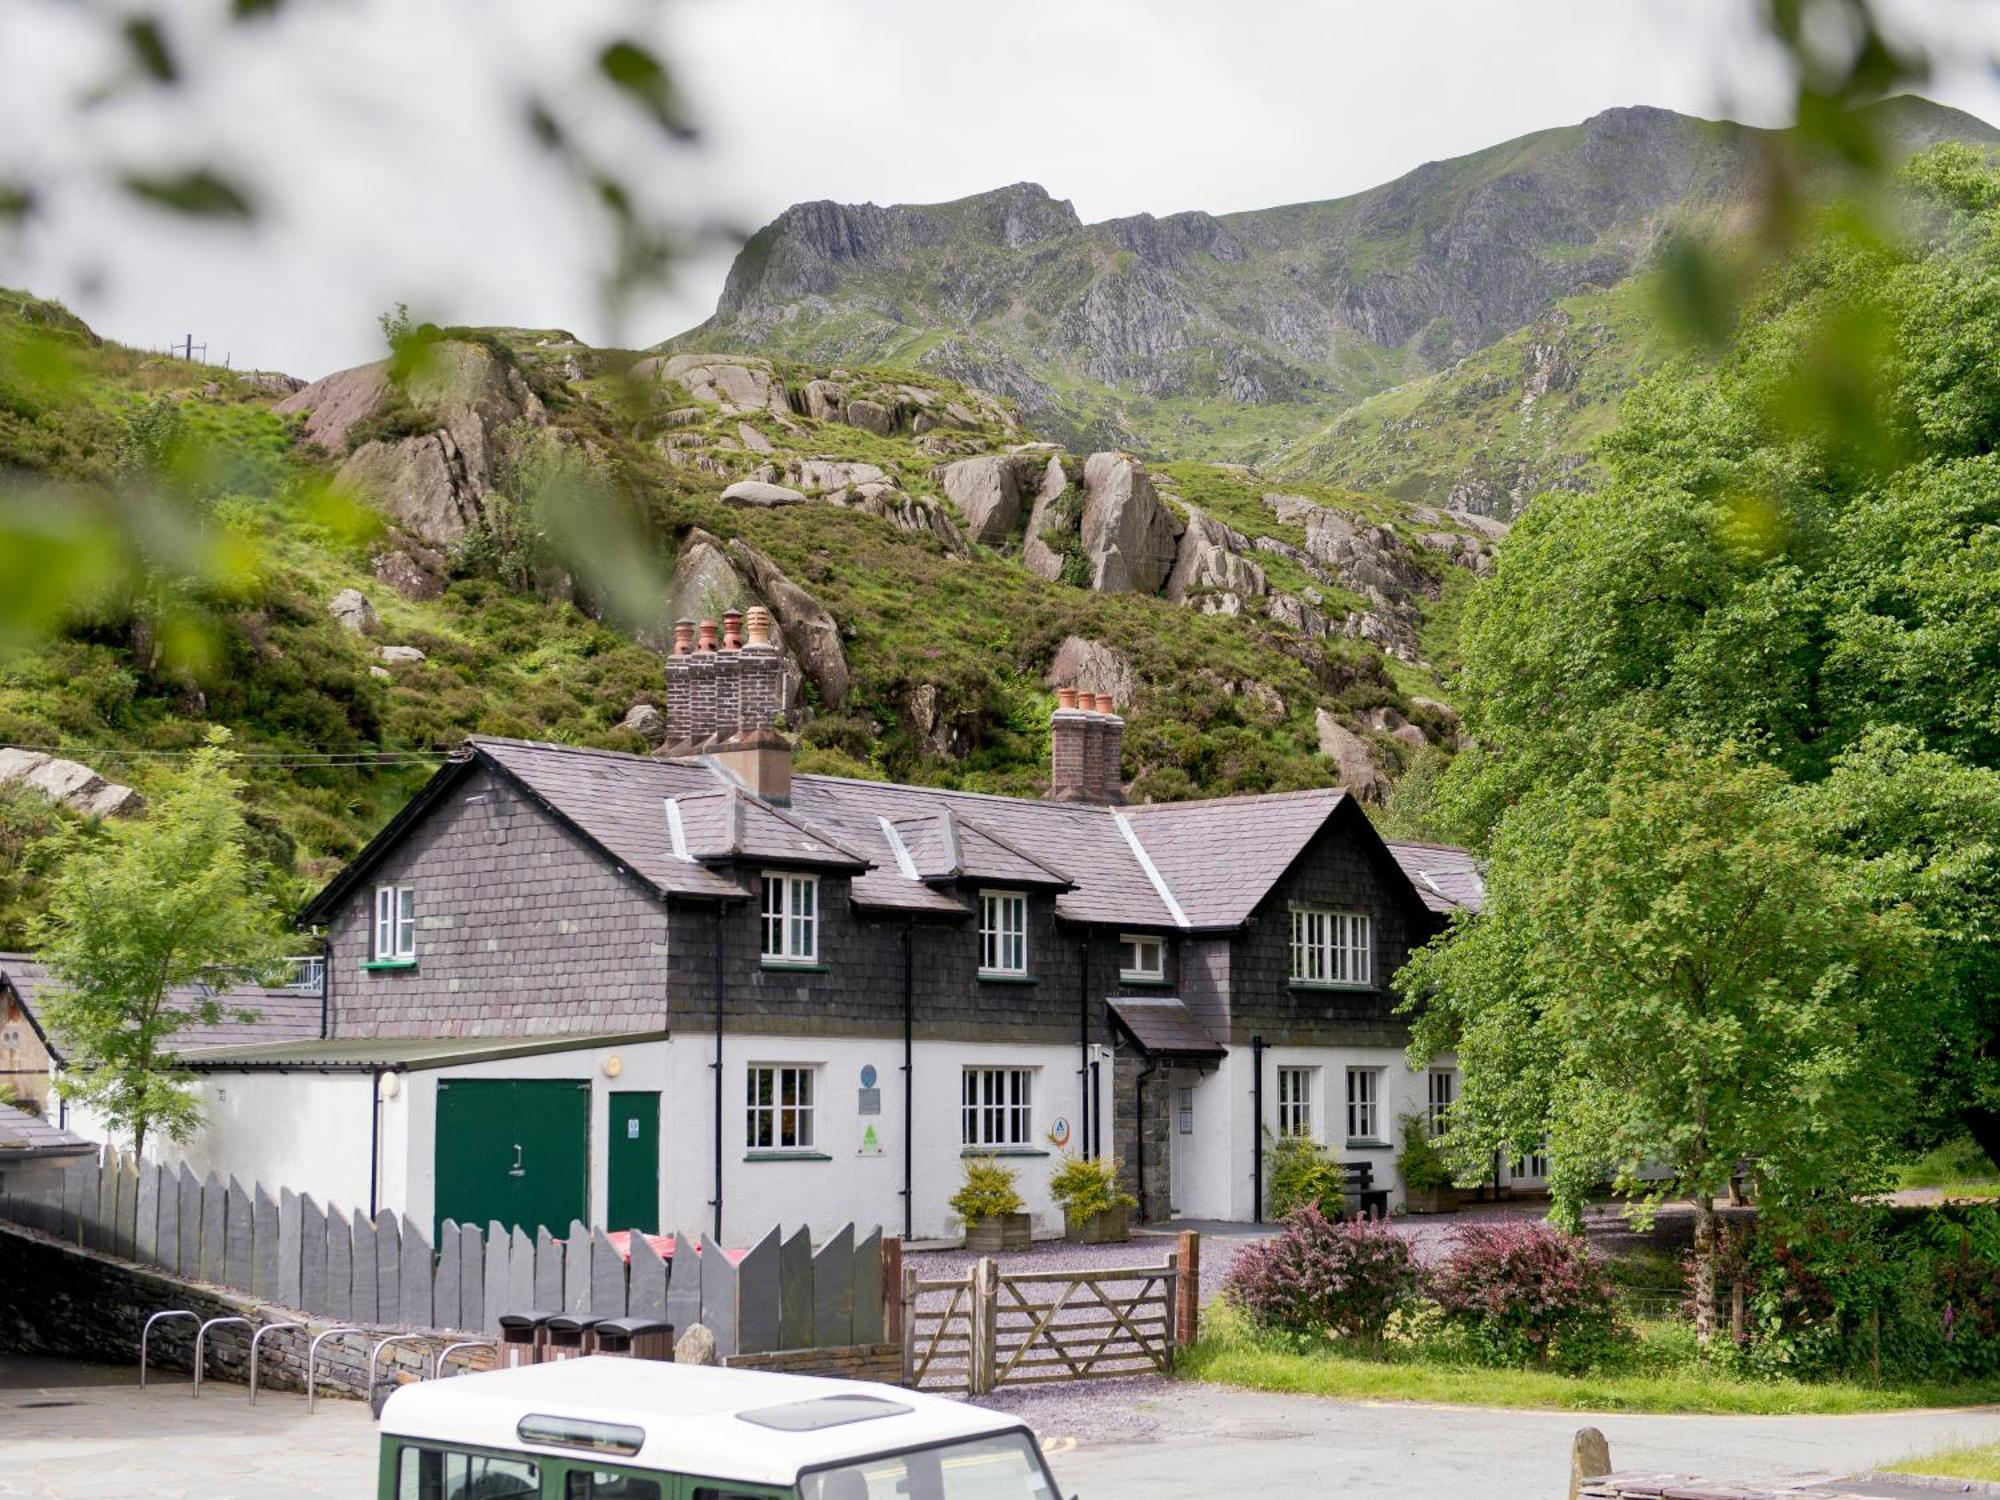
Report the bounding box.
[369,1334,432,1405]
[306,1326,364,1414]
[248,1321,305,1405]
[432,1339,496,1379]
[139,1310,197,1390]
[192,1316,252,1398]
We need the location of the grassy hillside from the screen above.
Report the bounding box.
[0,294,1470,943]
[1276,277,1669,517]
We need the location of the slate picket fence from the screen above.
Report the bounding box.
[0,1149,886,1358]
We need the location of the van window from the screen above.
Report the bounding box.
[397,1447,539,1500]
[566,1473,664,1499]
[798,1432,1054,1500]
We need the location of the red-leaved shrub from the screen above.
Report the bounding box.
[1225,1205,1419,1340]
[1428,1221,1625,1370]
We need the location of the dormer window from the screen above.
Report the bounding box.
[761,873,818,965]
[1118,934,1165,982]
[979,891,1027,976]
[373,884,415,962]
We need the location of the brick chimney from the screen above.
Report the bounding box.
[1078,693,1106,802]
[1049,687,1092,802]
[1099,695,1126,805]
[663,606,793,800]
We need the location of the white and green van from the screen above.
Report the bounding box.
[378,1357,1064,1500]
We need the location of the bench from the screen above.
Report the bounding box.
[1342,1160,1390,1221]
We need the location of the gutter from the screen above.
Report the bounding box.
[368,1066,383,1220]
[1251,1033,1266,1223]
[711,901,726,1243]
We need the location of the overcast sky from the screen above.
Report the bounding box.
[5,0,2000,379]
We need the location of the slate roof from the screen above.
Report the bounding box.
[1106,997,1226,1058]
[310,736,1474,935]
[0,1100,95,1165]
[1118,788,1350,929]
[1385,840,1486,914]
[0,952,323,1057]
[179,1029,665,1071]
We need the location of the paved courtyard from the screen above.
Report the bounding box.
[5,1353,1999,1500]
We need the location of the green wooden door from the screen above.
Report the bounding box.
[606,1091,660,1234]
[434,1078,590,1243]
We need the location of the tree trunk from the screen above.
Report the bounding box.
[1964,1104,2000,1175]
[1692,1191,1717,1346]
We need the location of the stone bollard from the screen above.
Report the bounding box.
[1569,1427,1613,1500]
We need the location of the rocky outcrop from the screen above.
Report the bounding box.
[905,683,980,759]
[637,353,791,418]
[620,702,667,744]
[328,589,379,634]
[1043,637,1137,707]
[725,538,850,710]
[0,748,144,819]
[826,484,967,553]
[720,480,806,508]
[667,529,756,627]
[1165,508,1267,605]
[371,538,447,601]
[1021,458,1073,583]
[321,342,549,548]
[1314,710,1391,803]
[277,364,391,452]
[1265,493,1436,663]
[376,645,427,665]
[1079,453,1180,593]
[939,454,1037,546]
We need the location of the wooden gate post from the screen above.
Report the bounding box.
[1175,1230,1200,1348]
[899,1265,918,1388]
[883,1236,903,1348]
[972,1257,999,1397]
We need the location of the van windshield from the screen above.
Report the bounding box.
[796,1432,1056,1500]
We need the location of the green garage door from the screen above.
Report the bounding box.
[434,1078,589,1243]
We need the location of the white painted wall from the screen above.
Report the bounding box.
[138,1071,378,1213]
[661,1034,1101,1243]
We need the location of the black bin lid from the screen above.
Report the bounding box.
[594,1317,673,1337]
[498,1310,561,1331]
[547,1313,608,1334]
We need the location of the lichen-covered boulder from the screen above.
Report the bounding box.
[726,539,850,710]
[329,588,379,634]
[1314,710,1391,803]
[640,353,791,418]
[720,480,806,508]
[1021,457,1073,583]
[1080,453,1181,593]
[1166,507,1267,604]
[1043,637,1137,706]
[939,454,1037,546]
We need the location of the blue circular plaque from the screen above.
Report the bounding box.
[860,1064,878,1088]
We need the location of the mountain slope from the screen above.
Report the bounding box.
[667,97,1998,473]
[0,296,1487,943]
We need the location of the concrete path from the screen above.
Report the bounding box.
[4,1354,1998,1500]
[1036,1384,2000,1500]
[0,1356,377,1500]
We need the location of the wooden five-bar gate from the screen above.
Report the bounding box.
[900,1232,1198,1394]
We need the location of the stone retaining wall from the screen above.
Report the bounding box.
[0,1220,487,1400]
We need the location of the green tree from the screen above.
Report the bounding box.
[1428,150,2000,1168]
[35,732,290,1158]
[1399,735,1924,1342]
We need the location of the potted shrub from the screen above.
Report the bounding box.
[952,1154,1030,1252]
[1398,1114,1460,1214]
[1048,1151,1137,1244]
[1265,1129,1345,1219]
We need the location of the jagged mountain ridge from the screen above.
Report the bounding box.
[667,97,1999,493]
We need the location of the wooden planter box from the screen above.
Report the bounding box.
[964,1213,1032,1253]
[1403,1185,1461,1215]
[1062,1205,1130,1244]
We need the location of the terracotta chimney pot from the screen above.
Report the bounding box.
[746,606,774,648]
[697,619,718,653]
[722,609,744,650]
[1057,686,1079,711]
[672,619,694,656]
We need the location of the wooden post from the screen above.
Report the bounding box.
[973,1257,998,1397]
[1729,1280,1744,1344]
[1175,1230,1201,1348]
[880,1240,904,1360]
[899,1265,918,1388]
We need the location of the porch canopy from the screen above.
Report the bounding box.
[1106,996,1225,1060]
